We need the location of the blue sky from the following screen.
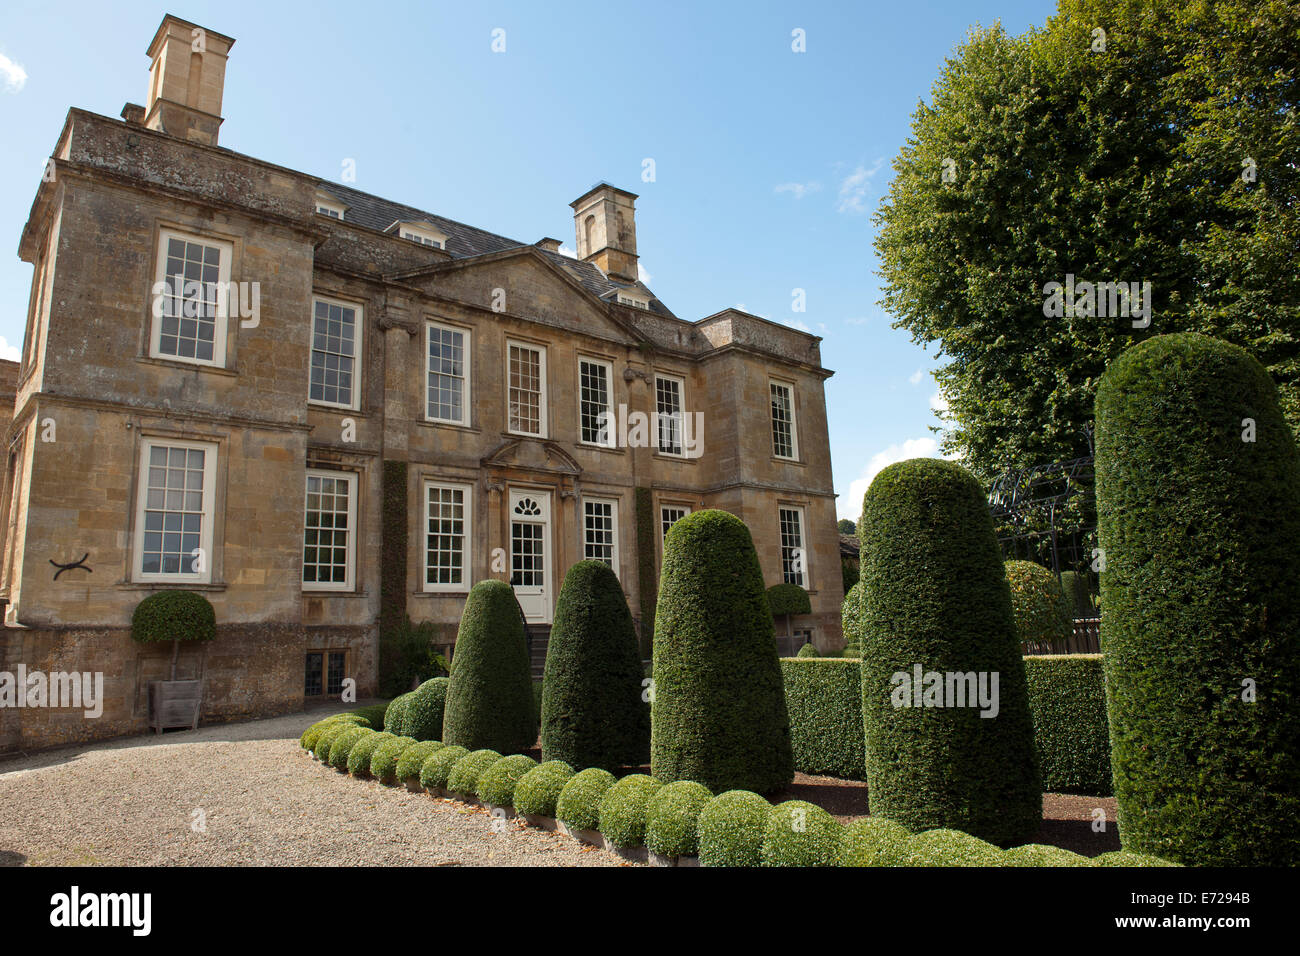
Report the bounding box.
[0,0,1057,521]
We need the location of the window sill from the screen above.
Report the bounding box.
[415,589,472,597]
[418,420,479,433]
[137,356,237,377]
[653,453,699,465]
[117,581,228,591]
[577,441,625,455]
[308,400,362,415]
[772,456,805,467]
[303,588,368,597]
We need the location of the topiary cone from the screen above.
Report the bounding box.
[443,579,537,754]
[541,560,649,771]
[650,509,793,794]
[860,457,1040,846]
[1095,332,1300,866]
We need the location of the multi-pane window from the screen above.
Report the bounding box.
[661,505,689,545]
[508,342,546,436]
[779,506,807,587]
[402,231,442,248]
[317,205,342,219]
[303,470,357,590]
[425,482,471,590]
[152,230,231,366]
[305,650,347,697]
[579,358,614,446]
[583,498,619,569]
[427,322,469,425]
[655,374,684,456]
[134,439,216,582]
[770,381,798,459]
[309,297,361,409]
[511,521,544,586]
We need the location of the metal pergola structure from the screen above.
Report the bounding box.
[986,428,1096,576]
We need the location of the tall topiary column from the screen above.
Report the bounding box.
[443,580,537,754]
[651,510,793,793]
[860,458,1040,846]
[1095,332,1300,866]
[541,560,650,771]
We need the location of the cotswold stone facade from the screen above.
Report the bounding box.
[0,16,842,753]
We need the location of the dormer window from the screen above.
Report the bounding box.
[617,292,649,310]
[315,192,346,220]
[394,221,449,250]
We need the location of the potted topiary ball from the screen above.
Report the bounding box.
[131,590,216,733]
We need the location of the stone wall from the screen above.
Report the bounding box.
[0,622,375,756]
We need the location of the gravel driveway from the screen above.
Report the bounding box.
[0,710,629,867]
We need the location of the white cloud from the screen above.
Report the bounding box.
[0,53,27,92]
[774,181,821,199]
[840,436,952,520]
[836,157,886,214]
[908,368,923,386]
[930,389,949,414]
[638,261,652,285]
[557,244,577,259]
[0,336,21,361]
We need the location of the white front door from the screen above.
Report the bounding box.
[509,489,552,624]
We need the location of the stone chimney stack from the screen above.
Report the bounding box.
[144,15,235,146]
[570,184,639,282]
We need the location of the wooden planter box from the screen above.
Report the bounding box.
[147,680,202,733]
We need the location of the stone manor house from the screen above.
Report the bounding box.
[0,16,842,751]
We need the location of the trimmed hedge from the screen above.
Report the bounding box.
[759,800,843,867]
[369,736,418,783]
[841,817,912,866]
[541,560,650,771]
[781,658,865,780]
[905,828,1004,866]
[351,703,390,731]
[795,643,819,658]
[130,590,216,644]
[645,781,714,858]
[420,745,469,790]
[443,580,537,754]
[652,510,794,794]
[1059,570,1097,618]
[347,731,395,777]
[402,678,449,741]
[696,790,771,868]
[314,721,360,761]
[477,754,538,807]
[1003,844,1089,867]
[860,458,1041,846]
[1024,655,1111,795]
[1004,561,1072,649]
[395,741,445,784]
[597,774,664,848]
[446,749,503,797]
[301,713,367,751]
[1096,332,1300,867]
[779,654,1111,795]
[513,760,576,817]
[1092,851,1180,868]
[841,581,865,646]
[384,692,415,737]
[767,583,811,616]
[556,767,617,832]
[327,727,373,770]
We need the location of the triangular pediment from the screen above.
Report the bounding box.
[390,246,643,345]
[482,437,582,476]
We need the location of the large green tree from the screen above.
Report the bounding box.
[875,0,1300,479]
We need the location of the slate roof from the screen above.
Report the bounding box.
[315,181,675,318]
